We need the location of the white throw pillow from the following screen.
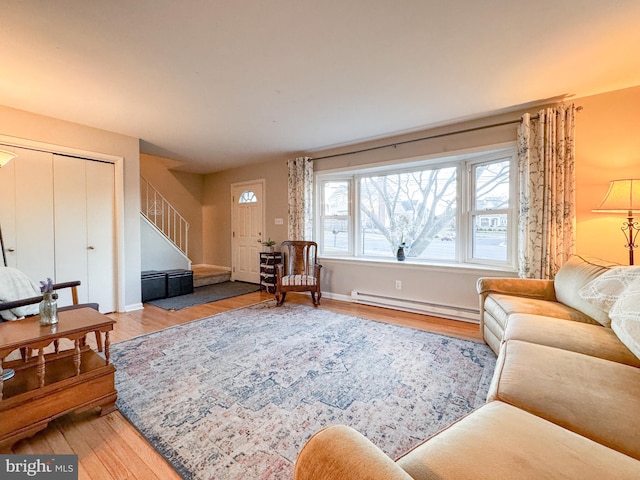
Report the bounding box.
[609,276,640,360]
[554,255,619,326]
[0,267,41,320]
[579,266,640,313]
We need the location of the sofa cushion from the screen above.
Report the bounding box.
[396,401,640,480]
[610,276,640,360]
[485,293,597,328]
[487,340,640,460]
[503,313,640,367]
[554,255,618,326]
[481,311,503,355]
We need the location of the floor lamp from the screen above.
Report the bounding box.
[592,179,640,265]
[0,223,6,267]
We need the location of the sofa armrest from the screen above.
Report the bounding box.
[476,277,556,301]
[294,425,414,480]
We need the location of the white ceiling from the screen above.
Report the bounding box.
[1,1,640,174]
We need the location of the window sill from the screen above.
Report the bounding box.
[318,255,517,275]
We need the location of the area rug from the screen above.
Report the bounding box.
[111,301,496,479]
[147,281,260,310]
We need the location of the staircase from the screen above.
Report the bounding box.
[141,177,230,287]
[192,265,231,287]
[141,176,189,256]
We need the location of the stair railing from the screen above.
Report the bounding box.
[140,176,189,257]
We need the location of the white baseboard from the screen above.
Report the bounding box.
[123,302,144,312]
[324,291,479,324]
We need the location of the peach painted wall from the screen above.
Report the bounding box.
[140,154,205,264]
[575,85,640,265]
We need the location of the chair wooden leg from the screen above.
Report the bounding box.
[276,291,286,306]
[311,290,321,305]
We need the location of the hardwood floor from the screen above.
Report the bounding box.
[9,291,482,479]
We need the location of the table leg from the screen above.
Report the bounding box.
[104,331,111,366]
[74,339,81,376]
[38,349,45,387]
[1,358,3,400]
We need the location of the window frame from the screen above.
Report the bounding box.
[318,177,354,256]
[315,145,517,269]
[464,153,517,267]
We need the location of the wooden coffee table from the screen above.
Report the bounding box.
[0,307,117,452]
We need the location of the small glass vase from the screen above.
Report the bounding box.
[39,292,58,326]
[396,246,406,261]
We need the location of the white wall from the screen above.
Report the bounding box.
[140,216,191,271]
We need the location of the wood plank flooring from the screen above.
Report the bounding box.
[9,291,482,479]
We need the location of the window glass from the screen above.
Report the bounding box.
[474,160,510,209]
[359,167,457,260]
[239,190,257,203]
[471,160,510,262]
[320,180,350,254]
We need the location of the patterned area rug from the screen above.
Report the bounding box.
[111,301,496,479]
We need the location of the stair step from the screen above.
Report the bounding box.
[191,264,231,287]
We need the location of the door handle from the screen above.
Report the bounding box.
[87,246,95,250]
[7,248,15,252]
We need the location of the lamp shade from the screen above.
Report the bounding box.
[0,149,17,167]
[592,179,640,215]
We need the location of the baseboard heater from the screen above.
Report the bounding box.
[350,290,479,323]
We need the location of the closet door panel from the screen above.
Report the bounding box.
[0,150,17,268]
[86,160,116,313]
[14,149,55,284]
[53,155,89,307]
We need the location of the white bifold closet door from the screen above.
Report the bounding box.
[0,147,116,313]
[53,154,116,313]
[1,148,56,282]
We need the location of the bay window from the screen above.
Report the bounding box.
[316,146,516,268]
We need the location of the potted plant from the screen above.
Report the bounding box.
[39,277,59,326]
[262,238,277,252]
[396,236,406,261]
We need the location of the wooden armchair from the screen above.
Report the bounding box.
[0,267,98,321]
[0,280,92,315]
[0,267,101,363]
[275,241,322,306]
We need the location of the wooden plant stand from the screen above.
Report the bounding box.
[0,308,117,453]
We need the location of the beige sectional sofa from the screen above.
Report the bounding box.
[293,255,640,479]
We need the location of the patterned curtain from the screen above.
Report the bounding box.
[517,104,576,279]
[287,157,314,240]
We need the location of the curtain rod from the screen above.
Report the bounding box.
[310,106,582,162]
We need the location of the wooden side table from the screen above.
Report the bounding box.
[0,307,117,452]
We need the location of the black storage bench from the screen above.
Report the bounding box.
[166,269,194,297]
[141,271,168,302]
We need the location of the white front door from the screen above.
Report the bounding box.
[231,180,264,283]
